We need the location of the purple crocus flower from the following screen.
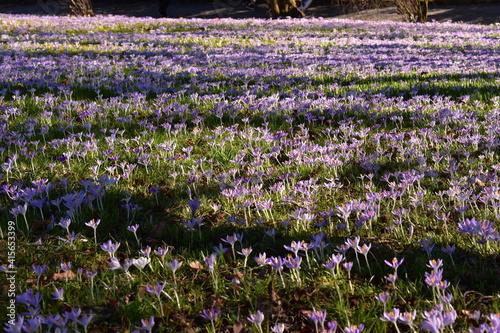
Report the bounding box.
[248,310,265,327]
[135,316,155,333]
[51,288,64,301]
[345,324,365,333]
[380,308,400,323]
[100,239,120,258]
[145,281,167,297]
[204,253,217,272]
[3,316,24,333]
[254,252,268,266]
[188,198,201,216]
[164,257,181,272]
[200,306,221,321]
[307,309,327,332]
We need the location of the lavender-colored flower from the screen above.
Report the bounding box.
[384,273,398,285]
[343,261,354,274]
[21,317,41,333]
[417,237,435,257]
[64,307,82,323]
[60,261,71,272]
[307,309,327,332]
[284,240,303,256]
[100,240,120,258]
[166,258,183,273]
[32,263,48,276]
[238,247,253,268]
[51,288,64,301]
[16,289,42,307]
[83,270,98,278]
[77,314,93,330]
[123,259,134,273]
[248,310,265,326]
[375,291,390,304]
[326,320,338,333]
[345,236,361,251]
[4,315,24,333]
[135,316,155,332]
[200,306,221,321]
[344,324,365,333]
[85,218,101,230]
[271,324,285,333]
[238,247,253,257]
[323,253,344,274]
[284,255,302,270]
[380,308,400,323]
[384,257,404,270]
[420,313,444,333]
[127,224,139,233]
[254,252,268,266]
[441,244,456,263]
[398,309,417,326]
[145,281,167,297]
[154,246,169,258]
[267,256,284,271]
[188,198,201,216]
[108,257,122,271]
[204,253,217,272]
[58,217,71,233]
[212,243,229,256]
[139,246,151,257]
[59,231,79,244]
[486,313,500,331]
[426,259,443,270]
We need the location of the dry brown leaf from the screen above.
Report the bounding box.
[52,270,76,281]
[189,260,202,270]
[233,321,244,333]
[124,292,135,304]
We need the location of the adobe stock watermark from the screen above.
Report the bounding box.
[3,220,17,325]
[37,0,61,15]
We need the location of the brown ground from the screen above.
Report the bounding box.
[0,0,499,24]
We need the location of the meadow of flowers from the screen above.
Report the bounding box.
[0,13,500,332]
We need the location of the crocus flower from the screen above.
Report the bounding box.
[375,291,390,312]
[307,309,327,332]
[201,306,221,321]
[384,257,404,270]
[100,240,120,258]
[255,252,268,266]
[345,324,364,333]
[145,281,167,298]
[77,314,93,331]
[248,310,265,333]
[166,258,183,273]
[108,257,122,271]
[51,288,64,301]
[204,253,217,272]
[380,308,400,323]
[133,257,151,270]
[271,323,285,333]
[135,316,155,333]
[188,198,201,216]
[3,315,24,333]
